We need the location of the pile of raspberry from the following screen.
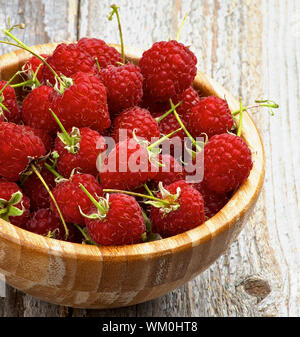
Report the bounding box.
[0,37,253,246]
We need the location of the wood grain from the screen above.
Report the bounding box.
[0,0,299,317]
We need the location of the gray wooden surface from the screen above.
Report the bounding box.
[0,0,299,317]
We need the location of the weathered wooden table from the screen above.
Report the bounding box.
[0,0,299,317]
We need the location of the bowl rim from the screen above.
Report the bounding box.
[0,43,265,262]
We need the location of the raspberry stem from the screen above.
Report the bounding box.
[169,98,202,152]
[44,162,64,180]
[79,183,107,215]
[102,188,176,206]
[232,99,279,116]
[175,13,189,41]
[0,71,21,95]
[1,25,70,91]
[143,183,154,197]
[237,99,244,137]
[30,163,69,240]
[49,108,80,154]
[109,4,125,63]
[155,101,182,123]
[147,127,182,150]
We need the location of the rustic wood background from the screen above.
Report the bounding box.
[0,0,299,317]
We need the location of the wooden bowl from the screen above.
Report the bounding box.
[0,43,265,309]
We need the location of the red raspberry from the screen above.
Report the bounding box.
[98,64,143,117]
[111,106,160,143]
[154,112,186,141]
[0,81,21,123]
[171,86,201,118]
[99,138,156,190]
[50,72,111,132]
[150,180,205,238]
[77,38,122,69]
[84,193,145,245]
[22,85,58,136]
[151,154,185,187]
[0,122,46,181]
[43,43,96,85]
[54,127,106,178]
[203,133,253,193]
[22,164,56,211]
[0,180,30,228]
[21,125,53,153]
[23,54,48,83]
[26,208,81,242]
[51,173,103,225]
[187,96,235,138]
[139,40,197,101]
[193,181,230,218]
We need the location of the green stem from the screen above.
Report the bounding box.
[72,223,92,243]
[31,163,69,239]
[148,127,182,150]
[103,189,172,206]
[44,162,64,180]
[143,183,154,197]
[0,71,20,95]
[170,99,201,152]
[155,101,182,123]
[49,108,72,144]
[109,5,125,63]
[237,100,244,137]
[175,13,189,41]
[2,30,65,88]
[0,101,9,113]
[79,184,106,214]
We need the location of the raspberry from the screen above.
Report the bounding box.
[154,112,187,141]
[43,43,96,85]
[23,54,48,83]
[0,81,21,123]
[77,38,122,69]
[99,138,156,190]
[22,85,58,136]
[193,181,230,218]
[139,40,197,101]
[203,133,253,193]
[171,86,200,118]
[50,72,111,132]
[0,122,46,181]
[22,164,56,211]
[111,106,160,143]
[98,63,143,117]
[0,180,30,228]
[150,180,205,238]
[26,208,81,242]
[54,127,106,178]
[21,125,53,153]
[51,173,103,225]
[187,96,235,138]
[84,193,145,245]
[151,154,185,187]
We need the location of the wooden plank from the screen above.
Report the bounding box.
[0,0,79,317]
[76,0,298,317]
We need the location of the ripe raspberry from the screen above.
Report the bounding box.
[151,154,185,187]
[51,173,103,225]
[43,43,96,85]
[22,85,58,135]
[193,181,230,218]
[187,96,235,138]
[26,208,79,242]
[98,63,143,117]
[0,81,21,123]
[171,86,201,118]
[23,54,48,83]
[139,40,197,101]
[50,72,111,132]
[77,38,122,69]
[111,106,160,143]
[0,180,30,228]
[54,127,106,178]
[150,180,205,238]
[84,193,145,245]
[21,125,53,153]
[0,122,46,181]
[22,164,56,211]
[99,138,156,190]
[203,133,253,193]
